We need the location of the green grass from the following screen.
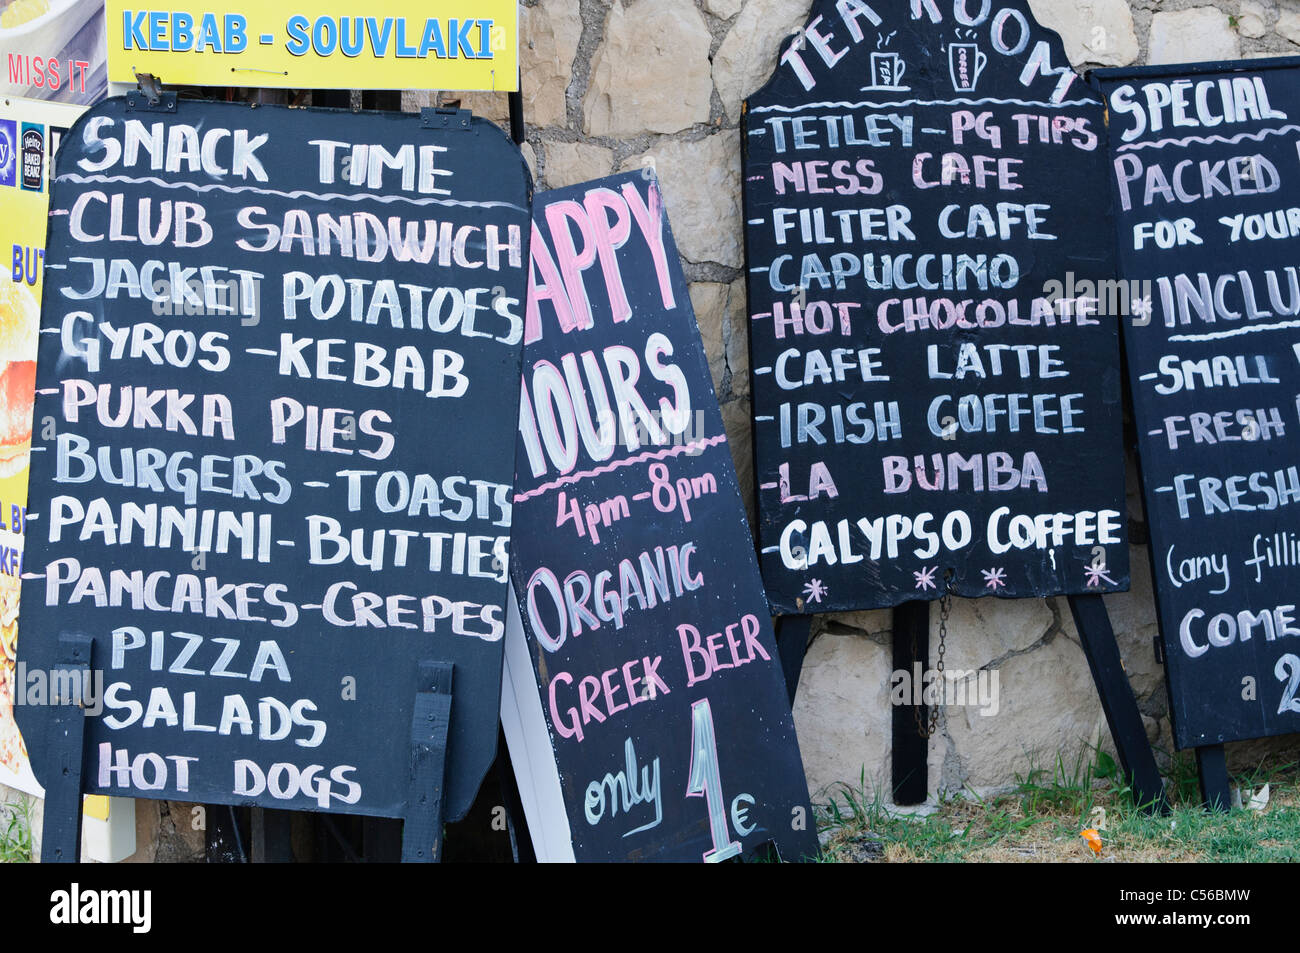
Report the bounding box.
[0,799,33,863]
[817,747,1300,862]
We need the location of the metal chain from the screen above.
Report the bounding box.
[914,573,952,739]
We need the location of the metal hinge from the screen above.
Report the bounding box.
[420,106,472,131]
[127,72,176,112]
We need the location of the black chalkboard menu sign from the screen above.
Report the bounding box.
[1096,57,1300,748]
[503,172,817,862]
[743,0,1128,612]
[15,97,531,820]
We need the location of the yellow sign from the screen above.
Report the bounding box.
[83,795,110,821]
[105,2,518,91]
[0,94,86,798]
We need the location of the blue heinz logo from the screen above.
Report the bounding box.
[0,119,16,188]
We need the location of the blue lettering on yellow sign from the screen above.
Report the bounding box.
[338,20,362,57]
[395,18,417,58]
[367,16,392,56]
[124,11,248,53]
[421,20,446,58]
[276,15,492,60]
[450,18,475,58]
[173,11,192,48]
[11,245,43,287]
[123,11,494,60]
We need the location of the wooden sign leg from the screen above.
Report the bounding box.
[362,816,402,862]
[401,662,454,863]
[1195,744,1230,813]
[249,807,295,863]
[41,633,93,863]
[205,805,247,863]
[493,734,535,864]
[1066,594,1168,814]
[891,601,930,806]
[775,615,812,704]
[508,69,526,145]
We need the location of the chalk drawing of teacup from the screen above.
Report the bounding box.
[949,43,987,92]
[867,51,907,90]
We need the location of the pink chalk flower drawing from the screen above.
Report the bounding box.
[802,578,829,604]
[1084,564,1116,588]
[913,566,939,591]
[981,567,1007,591]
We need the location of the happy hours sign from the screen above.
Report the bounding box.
[507,173,817,861]
[742,0,1129,612]
[15,98,531,819]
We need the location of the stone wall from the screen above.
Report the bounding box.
[427,0,1300,807]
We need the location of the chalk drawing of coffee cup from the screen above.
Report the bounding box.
[865,51,908,90]
[949,43,987,92]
